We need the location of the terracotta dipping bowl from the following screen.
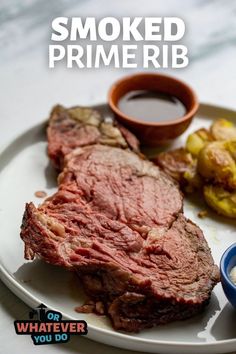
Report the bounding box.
[108,73,199,146]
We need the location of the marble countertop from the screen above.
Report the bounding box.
[1,0,236,353]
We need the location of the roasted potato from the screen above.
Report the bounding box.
[186,128,213,157]
[226,140,236,160]
[154,148,202,191]
[210,119,236,141]
[154,148,194,183]
[155,118,236,218]
[197,141,236,189]
[204,185,236,218]
[183,164,203,192]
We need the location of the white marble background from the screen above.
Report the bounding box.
[1,0,236,353]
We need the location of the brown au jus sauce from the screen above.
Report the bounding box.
[118,90,186,122]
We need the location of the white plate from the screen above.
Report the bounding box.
[0,103,236,354]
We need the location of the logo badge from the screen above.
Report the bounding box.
[14,304,87,345]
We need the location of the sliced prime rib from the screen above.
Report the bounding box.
[47,105,139,169]
[20,105,219,332]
